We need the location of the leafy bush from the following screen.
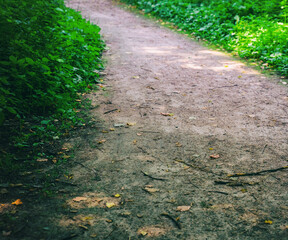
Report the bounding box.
[120,0,288,77]
[0,0,104,173]
[0,0,104,124]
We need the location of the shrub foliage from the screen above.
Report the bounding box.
[0,0,104,124]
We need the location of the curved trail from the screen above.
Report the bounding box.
[62,0,288,239]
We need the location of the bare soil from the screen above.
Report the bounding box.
[2,0,288,239]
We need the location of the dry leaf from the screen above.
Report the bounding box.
[98,139,106,144]
[73,197,87,202]
[177,206,191,212]
[161,113,174,116]
[106,202,116,208]
[109,128,115,131]
[11,199,23,205]
[144,187,159,193]
[133,140,137,144]
[127,122,136,126]
[106,219,113,223]
[37,158,48,162]
[137,226,166,237]
[2,231,11,236]
[175,142,182,147]
[136,133,142,136]
[114,194,121,198]
[265,220,273,224]
[210,154,220,159]
[90,234,97,238]
[79,225,88,230]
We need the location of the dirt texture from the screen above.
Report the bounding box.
[2,0,288,239]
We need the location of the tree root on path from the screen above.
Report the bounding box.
[227,166,288,177]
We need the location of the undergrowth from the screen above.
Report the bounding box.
[0,0,105,176]
[120,0,288,77]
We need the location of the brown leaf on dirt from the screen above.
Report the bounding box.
[73,197,88,202]
[67,193,121,209]
[175,142,182,147]
[240,212,259,223]
[144,187,160,193]
[98,139,106,144]
[210,154,220,159]
[161,113,174,116]
[176,206,191,212]
[2,231,11,237]
[59,214,97,227]
[11,199,23,205]
[127,122,136,126]
[36,158,48,162]
[137,226,167,237]
[211,204,233,210]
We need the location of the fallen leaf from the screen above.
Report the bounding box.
[102,130,108,133]
[37,158,48,162]
[90,234,97,238]
[106,202,116,208]
[2,231,11,236]
[175,142,182,147]
[210,154,220,159]
[114,194,121,198]
[11,199,23,205]
[136,133,142,136]
[177,206,191,212]
[137,226,167,237]
[139,230,148,236]
[137,214,143,218]
[62,154,71,159]
[127,122,136,126]
[133,140,137,144]
[265,220,273,224]
[211,204,233,209]
[161,113,174,116]
[144,187,160,193]
[79,225,88,230]
[133,76,140,79]
[106,219,113,223]
[73,197,87,202]
[98,139,106,144]
[110,128,115,131]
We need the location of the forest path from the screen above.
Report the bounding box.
[61,0,288,239]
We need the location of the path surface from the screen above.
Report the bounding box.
[58,0,288,239]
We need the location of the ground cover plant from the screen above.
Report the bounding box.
[0,0,104,175]
[120,0,288,77]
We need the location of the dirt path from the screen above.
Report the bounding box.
[7,0,287,239]
[63,0,288,239]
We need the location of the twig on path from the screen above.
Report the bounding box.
[141,170,166,181]
[104,108,118,114]
[161,213,182,229]
[210,84,238,90]
[61,233,78,240]
[227,166,288,177]
[208,190,228,195]
[214,179,255,186]
[262,144,267,154]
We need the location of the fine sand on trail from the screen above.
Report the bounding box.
[6,0,288,239]
[68,0,288,238]
[62,1,288,239]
